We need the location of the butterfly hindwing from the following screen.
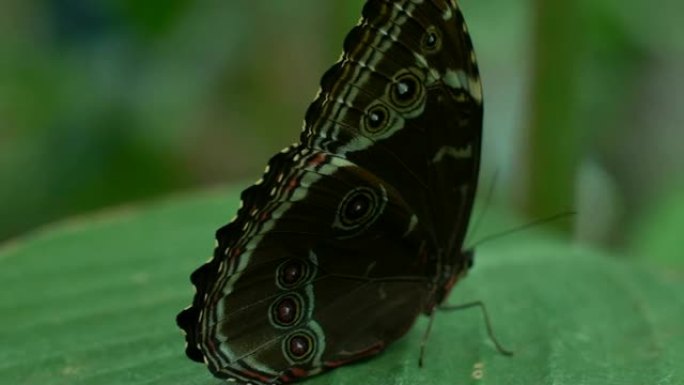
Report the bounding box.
[180,146,432,383]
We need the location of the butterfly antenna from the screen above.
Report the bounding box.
[467,210,576,250]
[439,301,513,356]
[467,169,500,246]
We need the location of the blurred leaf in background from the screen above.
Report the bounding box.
[0,0,362,241]
[572,0,684,254]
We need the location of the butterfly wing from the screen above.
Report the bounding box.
[178,146,432,383]
[178,0,483,383]
[303,0,482,262]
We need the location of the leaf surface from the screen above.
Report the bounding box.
[0,187,682,385]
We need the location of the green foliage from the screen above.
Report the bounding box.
[1,188,681,385]
[0,0,364,241]
[631,187,684,269]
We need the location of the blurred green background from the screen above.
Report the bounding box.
[1,0,683,264]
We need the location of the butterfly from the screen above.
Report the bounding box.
[177,0,484,383]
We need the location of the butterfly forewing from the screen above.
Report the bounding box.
[178,0,482,383]
[303,0,482,253]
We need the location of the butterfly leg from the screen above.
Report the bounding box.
[418,310,437,368]
[439,300,514,356]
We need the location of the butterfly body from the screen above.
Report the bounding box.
[178,0,482,383]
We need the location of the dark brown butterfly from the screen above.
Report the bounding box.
[177,0,483,383]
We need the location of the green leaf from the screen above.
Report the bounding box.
[630,187,684,269]
[1,187,682,385]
